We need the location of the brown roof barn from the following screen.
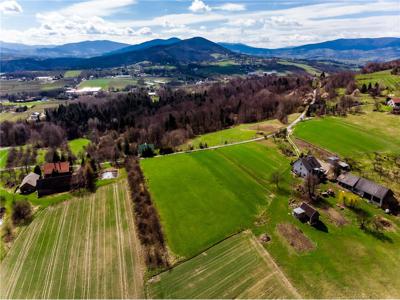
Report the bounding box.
[43,162,70,177]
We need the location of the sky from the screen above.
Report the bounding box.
[0,0,399,47]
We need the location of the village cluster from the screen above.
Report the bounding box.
[291,154,395,225]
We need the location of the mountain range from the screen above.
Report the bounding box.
[220,37,400,62]
[1,37,399,72]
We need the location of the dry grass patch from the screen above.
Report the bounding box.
[277,223,315,253]
[323,207,348,226]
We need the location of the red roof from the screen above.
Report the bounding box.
[43,162,70,175]
[391,98,400,104]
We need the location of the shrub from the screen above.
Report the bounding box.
[11,200,33,225]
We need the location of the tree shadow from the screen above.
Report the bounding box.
[363,227,393,243]
[313,220,329,233]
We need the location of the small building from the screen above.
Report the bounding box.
[387,98,400,108]
[43,162,71,178]
[37,175,72,197]
[354,178,394,207]
[292,155,325,178]
[138,143,155,157]
[293,202,320,225]
[327,156,350,171]
[337,173,360,191]
[19,172,40,194]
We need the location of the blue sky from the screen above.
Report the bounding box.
[0,0,399,47]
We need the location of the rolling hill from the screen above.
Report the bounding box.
[106,37,181,55]
[220,37,400,62]
[0,40,130,59]
[0,37,233,72]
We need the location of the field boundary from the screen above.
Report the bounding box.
[248,231,302,299]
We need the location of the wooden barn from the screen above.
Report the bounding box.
[293,202,320,225]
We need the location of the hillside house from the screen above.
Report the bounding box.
[292,155,325,178]
[387,98,400,108]
[19,172,40,194]
[43,162,71,178]
[293,202,320,225]
[336,172,394,207]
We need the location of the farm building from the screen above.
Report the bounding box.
[37,175,72,197]
[387,98,400,108]
[293,202,320,225]
[337,173,394,207]
[19,172,40,194]
[337,173,360,191]
[292,155,325,178]
[43,162,71,178]
[327,156,350,171]
[354,178,394,207]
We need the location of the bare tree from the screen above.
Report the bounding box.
[303,174,319,201]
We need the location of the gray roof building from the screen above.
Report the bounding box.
[337,173,360,189]
[354,178,393,206]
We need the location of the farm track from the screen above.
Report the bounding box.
[0,182,145,299]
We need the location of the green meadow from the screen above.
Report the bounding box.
[293,116,400,157]
[0,149,8,169]
[68,138,90,156]
[78,78,137,90]
[64,70,82,78]
[141,141,292,258]
[183,114,300,149]
[356,70,400,94]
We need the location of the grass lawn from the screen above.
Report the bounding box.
[68,138,90,156]
[0,149,8,169]
[183,114,300,150]
[64,70,82,78]
[141,141,291,258]
[147,231,299,299]
[78,78,137,90]
[0,181,145,298]
[356,70,400,94]
[293,115,400,157]
[278,60,322,76]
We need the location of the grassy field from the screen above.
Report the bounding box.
[356,70,400,94]
[0,181,145,299]
[141,141,291,258]
[0,148,8,169]
[68,138,90,156]
[78,78,137,90]
[64,70,82,78]
[293,115,400,157]
[147,231,299,299]
[0,79,70,96]
[183,114,300,150]
[278,60,322,76]
[142,138,400,298]
[0,100,65,122]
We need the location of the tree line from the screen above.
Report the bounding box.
[1,74,312,152]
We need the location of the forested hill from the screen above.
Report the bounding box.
[0,37,233,72]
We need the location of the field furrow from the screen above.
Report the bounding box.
[0,182,145,299]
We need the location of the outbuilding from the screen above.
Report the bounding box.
[354,178,394,207]
[19,172,40,194]
[293,202,320,225]
[336,173,360,191]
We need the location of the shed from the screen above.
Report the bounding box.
[336,173,360,191]
[20,172,40,194]
[293,202,320,225]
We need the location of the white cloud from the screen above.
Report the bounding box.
[215,3,245,11]
[189,0,211,13]
[0,0,22,15]
[137,27,152,35]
